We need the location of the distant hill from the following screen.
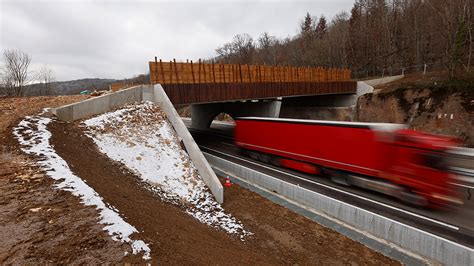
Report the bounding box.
[23,78,116,96]
[20,73,150,96]
[52,78,116,95]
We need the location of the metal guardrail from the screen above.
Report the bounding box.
[448,147,474,187]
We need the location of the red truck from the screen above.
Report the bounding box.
[234,117,462,207]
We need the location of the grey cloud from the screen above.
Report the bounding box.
[1,0,353,81]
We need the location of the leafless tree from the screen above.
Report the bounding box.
[216,34,255,64]
[214,0,473,78]
[38,65,55,95]
[0,66,13,96]
[1,49,31,96]
[257,32,278,65]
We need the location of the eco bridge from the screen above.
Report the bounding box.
[149,58,356,105]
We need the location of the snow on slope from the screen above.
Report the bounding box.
[13,111,151,260]
[83,102,251,239]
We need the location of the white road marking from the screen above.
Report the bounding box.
[221,142,234,147]
[189,128,234,140]
[200,145,460,231]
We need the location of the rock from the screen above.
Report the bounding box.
[29,207,42,212]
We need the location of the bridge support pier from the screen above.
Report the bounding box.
[279,81,374,121]
[191,100,281,130]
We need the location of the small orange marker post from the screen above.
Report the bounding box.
[224,176,232,187]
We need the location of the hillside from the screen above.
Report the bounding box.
[357,72,474,146]
[20,74,150,96]
[22,78,116,96]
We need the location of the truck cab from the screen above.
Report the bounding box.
[389,129,462,207]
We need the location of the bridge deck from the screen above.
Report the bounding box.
[149,59,356,105]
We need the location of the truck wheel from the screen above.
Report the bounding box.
[260,153,271,164]
[269,156,281,167]
[330,174,351,186]
[325,169,351,186]
[237,147,247,155]
[399,190,429,207]
[248,151,260,161]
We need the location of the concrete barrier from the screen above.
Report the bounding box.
[364,75,404,87]
[55,85,144,121]
[153,85,224,203]
[54,85,224,203]
[204,152,473,265]
[356,81,374,97]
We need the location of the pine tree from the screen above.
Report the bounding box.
[315,16,328,38]
[301,12,313,36]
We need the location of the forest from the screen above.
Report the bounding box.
[214,0,473,78]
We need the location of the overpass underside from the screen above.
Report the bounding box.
[190,100,282,130]
[162,81,356,105]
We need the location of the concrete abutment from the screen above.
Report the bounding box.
[54,85,224,203]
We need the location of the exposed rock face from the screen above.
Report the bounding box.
[357,86,474,147]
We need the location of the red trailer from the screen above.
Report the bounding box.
[234,117,462,207]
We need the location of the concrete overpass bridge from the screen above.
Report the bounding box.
[149,59,357,129]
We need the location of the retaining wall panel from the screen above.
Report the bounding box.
[108,86,142,109]
[55,105,74,121]
[142,86,154,102]
[72,96,110,120]
[153,85,224,203]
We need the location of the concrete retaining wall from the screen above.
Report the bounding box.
[153,85,224,203]
[204,152,473,265]
[55,86,144,121]
[54,85,224,203]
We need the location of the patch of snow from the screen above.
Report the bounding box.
[83,102,252,239]
[13,110,151,260]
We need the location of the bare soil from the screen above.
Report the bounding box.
[357,72,474,146]
[0,95,398,264]
[0,95,136,264]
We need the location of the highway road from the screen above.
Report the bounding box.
[183,118,474,248]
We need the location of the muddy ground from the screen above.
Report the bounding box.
[0,95,134,263]
[0,95,397,264]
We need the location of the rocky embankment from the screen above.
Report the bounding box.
[356,80,474,147]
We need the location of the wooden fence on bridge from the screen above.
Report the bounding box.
[148,59,356,105]
[149,59,351,85]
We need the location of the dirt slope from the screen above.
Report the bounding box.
[49,119,396,265]
[0,95,136,263]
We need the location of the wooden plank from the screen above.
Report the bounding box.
[149,60,352,84]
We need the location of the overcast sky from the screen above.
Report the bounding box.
[1,0,354,81]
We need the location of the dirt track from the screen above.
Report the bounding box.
[0,96,398,264]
